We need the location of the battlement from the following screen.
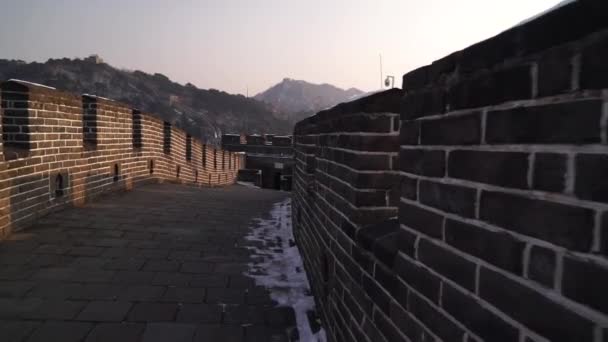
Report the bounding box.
[0,80,243,237]
[293,1,608,341]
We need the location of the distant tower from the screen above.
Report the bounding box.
[85,54,104,64]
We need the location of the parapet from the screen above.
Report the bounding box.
[293,2,608,342]
[0,80,244,237]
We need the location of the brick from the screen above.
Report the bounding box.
[420,112,481,145]
[128,303,178,322]
[562,256,608,315]
[373,308,409,342]
[527,245,556,289]
[486,100,602,144]
[393,253,440,304]
[400,175,418,200]
[442,283,519,342]
[408,291,466,342]
[142,323,196,342]
[401,88,445,120]
[575,153,608,203]
[533,153,567,192]
[581,35,608,89]
[399,120,419,145]
[418,239,476,292]
[362,274,391,315]
[389,301,434,342]
[480,190,594,251]
[479,267,595,342]
[399,148,445,177]
[445,219,525,274]
[448,150,529,189]
[26,321,93,342]
[603,211,608,255]
[398,201,443,239]
[448,65,532,110]
[419,180,476,218]
[537,45,573,97]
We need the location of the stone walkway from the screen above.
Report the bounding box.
[0,183,298,342]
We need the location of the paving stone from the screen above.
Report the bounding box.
[20,299,86,320]
[143,260,181,272]
[0,281,35,298]
[176,304,222,323]
[162,287,206,303]
[224,305,267,325]
[103,258,146,271]
[0,253,35,265]
[112,271,156,284]
[141,322,197,342]
[152,272,192,286]
[84,323,145,342]
[26,321,93,342]
[137,249,170,259]
[0,320,41,342]
[190,275,227,288]
[26,282,84,299]
[245,326,289,342]
[228,275,256,289]
[168,250,201,261]
[70,284,123,301]
[214,263,249,274]
[128,303,178,322]
[194,324,243,342]
[68,246,105,257]
[70,257,111,269]
[118,285,165,301]
[77,301,133,322]
[206,288,245,304]
[181,262,215,274]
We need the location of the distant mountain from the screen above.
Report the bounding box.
[254,78,368,119]
[0,56,292,144]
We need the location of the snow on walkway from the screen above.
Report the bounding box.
[244,198,327,342]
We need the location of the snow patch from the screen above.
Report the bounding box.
[7,79,56,90]
[244,198,327,342]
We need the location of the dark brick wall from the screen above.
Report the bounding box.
[293,2,608,342]
[0,80,243,238]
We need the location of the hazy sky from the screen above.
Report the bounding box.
[0,0,562,95]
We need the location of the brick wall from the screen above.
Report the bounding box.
[293,2,608,342]
[0,80,242,238]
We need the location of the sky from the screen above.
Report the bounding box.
[0,0,564,96]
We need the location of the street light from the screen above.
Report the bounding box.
[384,75,395,88]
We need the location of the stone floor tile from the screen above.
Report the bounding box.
[141,322,197,342]
[162,287,206,303]
[206,288,245,304]
[118,285,165,301]
[0,281,35,298]
[181,262,214,274]
[142,260,180,272]
[175,304,222,323]
[84,323,145,342]
[128,303,178,322]
[0,320,41,342]
[77,301,133,322]
[193,324,243,342]
[26,321,93,342]
[152,272,192,286]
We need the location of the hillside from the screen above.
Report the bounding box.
[255,78,367,121]
[0,57,293,144]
